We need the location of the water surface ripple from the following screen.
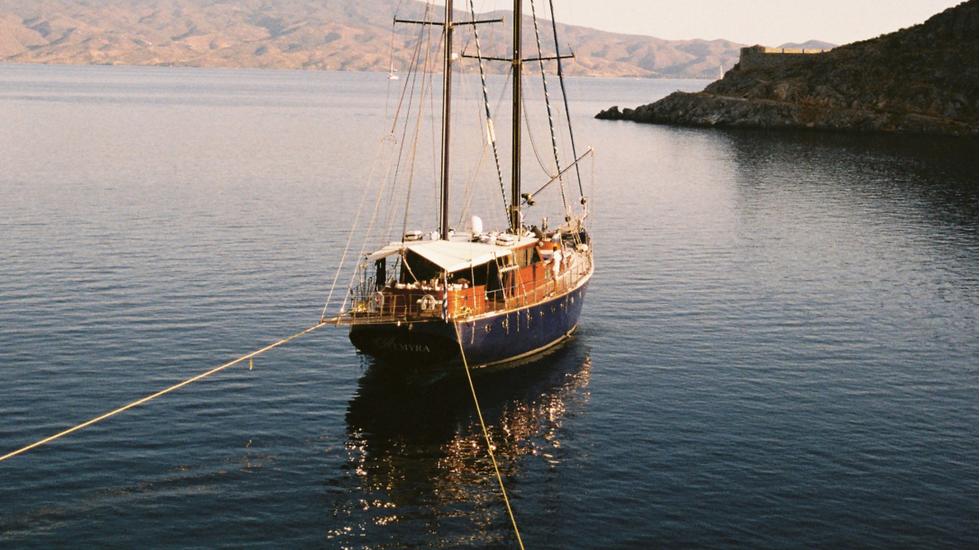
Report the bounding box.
[0,65,976,548]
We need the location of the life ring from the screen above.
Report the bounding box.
[372,291,385,311]
[417,294,438,311]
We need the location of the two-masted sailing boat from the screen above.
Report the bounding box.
[325,0,594,369]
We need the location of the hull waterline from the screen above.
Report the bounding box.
[349,277,589,369]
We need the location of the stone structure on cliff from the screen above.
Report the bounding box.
[736,45,832,70]
[596,1,978,137]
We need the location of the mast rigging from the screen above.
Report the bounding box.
[529,0,571,218]
[546,0,586,203]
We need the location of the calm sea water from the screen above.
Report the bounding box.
[0,64,976,548]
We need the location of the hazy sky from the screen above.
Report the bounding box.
[477,0,965,45]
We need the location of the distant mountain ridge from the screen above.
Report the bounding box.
[0,0,757,78]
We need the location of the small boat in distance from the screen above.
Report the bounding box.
[325,0,594,370]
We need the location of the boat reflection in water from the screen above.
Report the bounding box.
[327,341,592,547]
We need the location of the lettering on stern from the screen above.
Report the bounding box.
[373,336,431,353]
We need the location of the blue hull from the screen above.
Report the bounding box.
[349,279,589,369]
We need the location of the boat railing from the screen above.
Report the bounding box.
[346,285,447,323]
[481,251,592,315]
[341,250,592,324]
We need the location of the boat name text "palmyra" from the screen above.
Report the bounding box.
[374,337,431,353]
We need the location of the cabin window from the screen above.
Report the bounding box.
[513,246,539,267]
[399,251,442,284]
[375,259,386,290]
[460,261,500,291]
[451,261,502,301]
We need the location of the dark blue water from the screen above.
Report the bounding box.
[0,64,976,548]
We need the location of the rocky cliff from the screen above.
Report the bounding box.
[596,1,978,137]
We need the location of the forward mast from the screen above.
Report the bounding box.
[437,0,525,237]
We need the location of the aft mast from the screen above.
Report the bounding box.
[510,0,523,234]
[433,0,525,238]
[439,0,454,240]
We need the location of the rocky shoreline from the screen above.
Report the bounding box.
[595,92,976,137]
[597,1,978,138]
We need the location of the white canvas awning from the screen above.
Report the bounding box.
[364,238,534,273]
[365,243,405,263]
[408,240,510,273]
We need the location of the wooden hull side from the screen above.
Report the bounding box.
[348,279,589,369]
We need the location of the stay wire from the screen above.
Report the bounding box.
[453,61,492,228]
[455,68,512,229]
[521,74,555,179]
[529,0,571,218]
[320,137,393,320]
[546,0,586,201]
[468,0,510,224]
[383,9,433,245]
[385,0,408,122]
[389,7,427,135]
[400,17,438,239]
[338,3,435,314]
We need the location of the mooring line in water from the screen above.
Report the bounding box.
[452,323,526,550]
[0,321,330,464]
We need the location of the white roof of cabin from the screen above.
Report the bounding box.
[365,236,536,273]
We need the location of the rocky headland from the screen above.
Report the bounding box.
[596,0,978,137]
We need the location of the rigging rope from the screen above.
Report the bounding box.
[546,0,586,202]
[458,140,491,229]
[335,8,434,316]
[452,322,525,550]
[384,0,408,122]
[429,21,441,211]
[453,44,507,230]
[520,76,556,178]
[0,321,329,464]
[458,69,512,229]
[388,7,428,135]
[320,136,394,320]
[383,12,432,245]
[454,62,492,230]
[468,0,510,224]
[529,0,571,218]
[400,16,439,239]
[338,2,440,315]
[338,140,401,316]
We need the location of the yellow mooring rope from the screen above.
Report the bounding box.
[0,321,329,464]
[453,322,526,550]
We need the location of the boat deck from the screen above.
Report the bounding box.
[342,243,592,325]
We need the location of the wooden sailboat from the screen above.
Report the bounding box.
[327,0,593,369]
